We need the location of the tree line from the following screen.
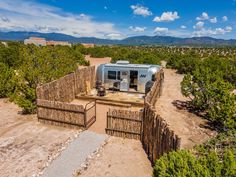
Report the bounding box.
[0,42,88,113]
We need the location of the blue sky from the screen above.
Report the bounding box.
[0,0,236,39]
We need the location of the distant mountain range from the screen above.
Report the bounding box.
[0,31,236,46]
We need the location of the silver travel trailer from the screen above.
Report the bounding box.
[96,61,161,93]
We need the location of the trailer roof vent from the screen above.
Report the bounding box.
[116,60,130,65]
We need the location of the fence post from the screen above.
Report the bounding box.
[106,111,108,134]
[84,107,87,128]
[140,109,144,141]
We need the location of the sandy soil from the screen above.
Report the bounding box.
[89,104,109,134]
[78,137,152,177]
[155,69,217,149]
[85,55,111,70]
[0,99,78,177]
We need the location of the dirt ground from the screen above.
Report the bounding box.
[89,104,110,134]
[155,69,217,149]
[78,137,152,177]
[0,99,78,177]
[85,55,111,70]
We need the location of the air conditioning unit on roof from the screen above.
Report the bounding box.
[116,60,130,65]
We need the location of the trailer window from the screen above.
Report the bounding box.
[117,71,121,80]
[108,71,117,80]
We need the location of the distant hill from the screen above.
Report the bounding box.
[121,36,236,46]
[0,31,236,46]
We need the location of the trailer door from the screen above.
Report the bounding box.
[130,70,138,91]
[120,71,129,91]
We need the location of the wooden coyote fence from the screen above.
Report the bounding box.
[142,68,181,164]
[36,66,95,102]
[142,104,181,164]
[145,69,164,107]
[36,66,96,129]
[37,99,96,129]
[106,109,143,140]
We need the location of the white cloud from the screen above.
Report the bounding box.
[130,5,152,17]
[196,12,218,24]
[129,26,146,32]
[181,25,186,29]
[193,21,204,29]
[225,26,232,32]
[210,17,217,23]
[222,16,228,22]
[0,0,121,39]
[106,33,124,40]
[154,27,169,35]
[193,26,233,37]
[196,12,209,21]
[153,27,191,37]
[153,11,179,22]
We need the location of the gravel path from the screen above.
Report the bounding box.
[42,131,108,177]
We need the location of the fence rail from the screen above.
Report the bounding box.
[106,109,143,140]
[84,101,96,128]
[37,99,96,129]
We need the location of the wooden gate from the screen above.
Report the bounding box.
[106,109,143,140]
[84,101,96,128]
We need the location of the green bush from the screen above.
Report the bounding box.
[0,62,16,98]
[195,130,236,156]
[0,42,21,68]
[10,45,80,113]
[153,150,236,177]
[0,43,88,114]
[166,51,201,74]
[181,64,236,129]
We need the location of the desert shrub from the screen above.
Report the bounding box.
[166,53,183,69]
[181,63,236,130]
[10,45,82,113]
[77,45,162,65]
[153,150,236,177]
[196,130,236,156]
[154,131,236,177]
[0,42,22,68]
[201,56,236,86]
[0,43,88,113]
[0,62,16,98]
[166,51,201,74]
